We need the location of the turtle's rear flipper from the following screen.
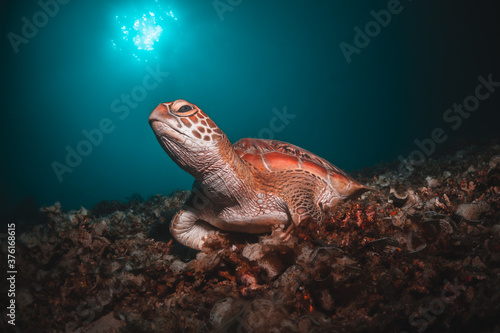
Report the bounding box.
[274,197,323,243]
[287,195,325,227]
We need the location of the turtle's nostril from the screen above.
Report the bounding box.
[163,102,173,112]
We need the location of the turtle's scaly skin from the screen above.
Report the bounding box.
[149,100,369,250]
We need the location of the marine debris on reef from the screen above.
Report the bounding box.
[2,143,500,332]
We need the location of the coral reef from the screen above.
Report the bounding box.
[2,143,500,332]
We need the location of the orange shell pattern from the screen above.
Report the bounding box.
[233,138,364,198]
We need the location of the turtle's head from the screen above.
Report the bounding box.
[149,99,228,176]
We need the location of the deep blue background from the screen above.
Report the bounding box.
[1,0,499,223]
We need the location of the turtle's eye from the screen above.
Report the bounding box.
[178,105,193,113]
[170,100,198,117]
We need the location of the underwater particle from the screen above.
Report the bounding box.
[455,201,490,220]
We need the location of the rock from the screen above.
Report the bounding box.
[456,201,490,220]
[17,289,34,309]
[376,174,390,187]
[8,142,500,333]
[169,259,188,275]
[258,254,287,280]
[471,256,486,269]
[74,312,125,333]
[389,188,408,208]
[489,155,500,170]
[190,251,222,272]
[209,298,235,327]
[242,243,264,261]
[426,176,441,188]
[41,202,62,214]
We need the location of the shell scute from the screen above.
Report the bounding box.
[262,152,300,171]
[328,171,352,196]
[301,160,329,179]
[234,138,344,177]
[233,138,369,199]
[239,153,268,171]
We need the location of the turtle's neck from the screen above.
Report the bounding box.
[193,136,255,206]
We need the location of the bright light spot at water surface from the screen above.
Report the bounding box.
[131,12,163,51]
[111,1,178,61]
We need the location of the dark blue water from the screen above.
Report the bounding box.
[1,0,499,222]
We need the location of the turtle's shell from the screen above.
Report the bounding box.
[233,138,368,199]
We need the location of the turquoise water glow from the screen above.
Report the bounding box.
[1,0,499,223]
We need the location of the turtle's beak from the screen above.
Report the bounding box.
[149,103,186,143]
[148,102,173,126]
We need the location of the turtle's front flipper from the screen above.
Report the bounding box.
[170,205,218,251]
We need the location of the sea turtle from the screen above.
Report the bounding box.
[149,99,369,250]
